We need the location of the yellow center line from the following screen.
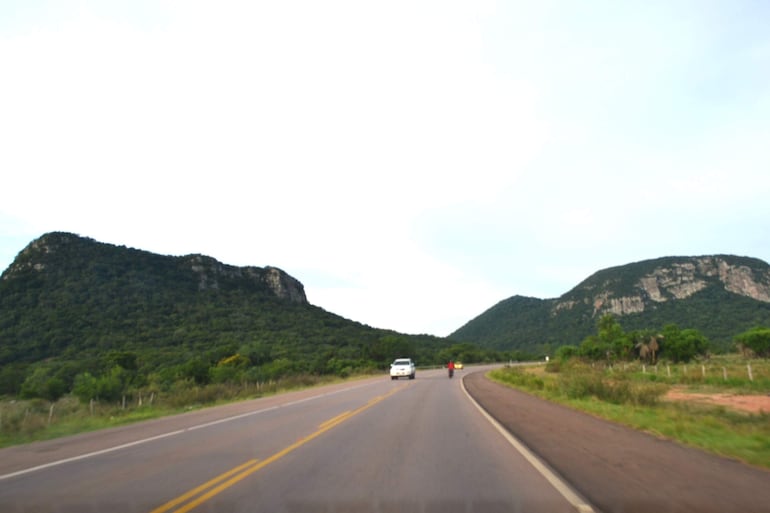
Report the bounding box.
[318,410,352,429]
[148,459,259,513]
[149,384,407,513]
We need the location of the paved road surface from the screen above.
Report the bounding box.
[0,367,582,513]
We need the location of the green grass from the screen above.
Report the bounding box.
[489,357,770,470]
[0,373,378,448]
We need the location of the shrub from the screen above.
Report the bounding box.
[557,371,666,405]
[491,368,544,390]
[734,327,770,358]
[555,345,578,362]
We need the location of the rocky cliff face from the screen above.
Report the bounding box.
[187,255,307,303]
[554,256,770,318]
[263,267,307,303]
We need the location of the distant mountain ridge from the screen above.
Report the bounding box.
[450,255,770,353]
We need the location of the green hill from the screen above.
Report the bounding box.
[450,255,770,354]
[0,232,458,397]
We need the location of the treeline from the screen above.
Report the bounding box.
[0,339,524,404]
[555,314,770,364]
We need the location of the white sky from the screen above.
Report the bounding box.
[1,0,769,336]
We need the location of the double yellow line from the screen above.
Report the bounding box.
[149,386,403,513]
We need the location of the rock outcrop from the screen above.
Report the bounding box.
[186,254,306,303]
[554,256,770,318]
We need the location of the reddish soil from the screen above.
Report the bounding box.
[664,387,770,414]
[464,370,770,513]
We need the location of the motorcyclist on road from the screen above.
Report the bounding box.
[447,360,455,378]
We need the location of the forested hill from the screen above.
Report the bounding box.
[0,232,465,396]
[450,255,770,353]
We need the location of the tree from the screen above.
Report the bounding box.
[597,315,632,360]
[210,353,251,383]
[72,368,126,403]
[555,345,578,362]
[19,366,67,402]
[661,324,708,362]
[73,372,99,403]
[635,332,662,364]
[182,358,211,385]
[734,326,770,358]
[579,335,608,361]
[0,363,27,396]
[368,335,415,366]
[107,351,138,372]
[579,315,630,362]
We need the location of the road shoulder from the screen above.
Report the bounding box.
[463,369,770,513]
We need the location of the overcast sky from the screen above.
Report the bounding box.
[2,1,768,336]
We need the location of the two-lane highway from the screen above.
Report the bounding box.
[0,368,587,512]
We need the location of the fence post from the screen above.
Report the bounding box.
[48,403,55,425]
[748,363,754,382]
[702,365,706,377]
[722,367,727,381]
[667,365,671,378]
[642,365,646,374]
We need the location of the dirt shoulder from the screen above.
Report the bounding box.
[664,387,770,414]
[463,370,770,513]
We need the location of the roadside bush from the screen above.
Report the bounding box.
[558,371,666,406]
[558,371,606,400]
[629,382,669,406]
[734,327,770,358]
[555,345,578,362]
[490,367,545,390]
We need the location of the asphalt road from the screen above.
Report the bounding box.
[0,367,585,513]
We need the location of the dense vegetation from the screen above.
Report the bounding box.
[0,233,520,407]
[554,314,711,365]
[556,313,770,366]
[450,255,770,353]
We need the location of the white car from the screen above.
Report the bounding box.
[390,358,416,380]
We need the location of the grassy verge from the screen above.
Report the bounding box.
[489,358,770,470]
[0,372,379,448]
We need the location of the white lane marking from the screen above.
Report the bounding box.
[0,430,184,481]
[461,375,596,513]
[0,379,382,481]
